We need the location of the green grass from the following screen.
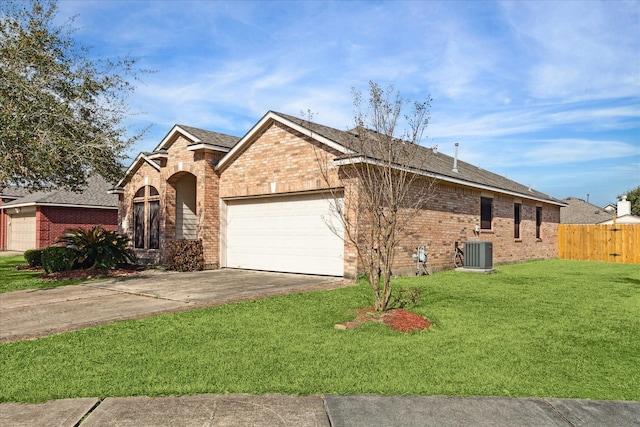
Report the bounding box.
[0,255,87,293]
[1,259,638,403]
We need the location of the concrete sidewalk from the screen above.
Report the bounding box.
[1,394,638,426]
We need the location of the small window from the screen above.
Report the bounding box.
[514,203,522,239]
[536,206,542,239]
[480,197,493,230]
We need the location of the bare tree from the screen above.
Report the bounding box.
[311,81,436,312]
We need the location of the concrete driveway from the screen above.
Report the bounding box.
[0,269,349,343]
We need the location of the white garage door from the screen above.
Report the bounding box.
[8,211,36,251]
[225,193,344,276]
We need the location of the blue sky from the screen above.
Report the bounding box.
[55,0,639,207]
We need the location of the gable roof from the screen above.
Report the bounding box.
[219,111,564,206]
[154,124,240,152]
[113,125,241,191]
[561,197,613,223]
[0,175,118,210]
[1,186,31,202]
[216,111,352,170]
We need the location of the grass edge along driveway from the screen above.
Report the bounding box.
[1,259,638,403]
[0,255,87,293]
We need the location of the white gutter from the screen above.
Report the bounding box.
[0,202,118,210]
[186,143,232,152]
[217,111,352,170]
[334,156,567,207]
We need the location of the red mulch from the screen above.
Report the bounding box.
[336,307,432,333]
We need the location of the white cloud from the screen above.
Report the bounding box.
[501,1,640,101]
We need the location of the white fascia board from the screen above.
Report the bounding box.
[217,111,350,170]
[107,188,124,195]
[334,157,567,207]
[0,202,36,210]
[113,153,161,189]
[0,202,117,210]
[186,143,232,153]
[154,125,201,151]
[146,151,168,160]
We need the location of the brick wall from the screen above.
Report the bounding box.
[37,206,118,249]
[219,121,341,198]
[219,121,354,274]
[120,134,225,268]
[121,121,560,277]
[0,199,6,250]
[390,182,560,275]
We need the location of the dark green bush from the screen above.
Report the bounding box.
[390,286,422,309]
[23,249,43,267]
[56,226,137,270]
[41,246,78,273]
[165,239,204,272]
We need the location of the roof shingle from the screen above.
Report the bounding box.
[0,175,118,209]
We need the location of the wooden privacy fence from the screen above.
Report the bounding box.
[558,224,640,264]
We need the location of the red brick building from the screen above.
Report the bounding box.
[113,112,565,277]
[0,176,118,251]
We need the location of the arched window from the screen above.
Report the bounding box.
[133,186,160,249]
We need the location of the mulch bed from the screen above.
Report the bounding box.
[336,307,432,333]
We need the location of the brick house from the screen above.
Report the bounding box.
[112,111,566,277]
[0,176,118,251]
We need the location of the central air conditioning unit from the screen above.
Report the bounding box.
[464,241,493,269]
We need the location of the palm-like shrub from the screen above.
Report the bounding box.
[57,226,137,270]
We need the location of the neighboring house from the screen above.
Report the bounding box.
[602,203,617,215]
[598,215,640,225]
[597,195,640,224]
[0,176,118,251]
[561,197,613,224]
[0,187,31,250]
[112,111,566,277]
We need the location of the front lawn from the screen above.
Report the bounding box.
[1,259,638,402]
[0,255,86,293]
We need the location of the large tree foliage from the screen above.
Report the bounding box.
[621,185,640,216]
[0,0,144,191]
[314,82,435,312]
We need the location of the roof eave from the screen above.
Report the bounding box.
[334,156,567,207]
[216,111,351,171]
[153,125,201,152]
[186,143,232,153]
[114,153,161,189]
[0,202,117,210]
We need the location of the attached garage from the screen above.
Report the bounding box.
[7,208,36,251]
[224,192,344,276]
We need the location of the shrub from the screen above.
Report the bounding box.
[390,286,422,309]
[23,249,43,267]
[56,226,137,270]
[165,239,204,271]
[41,246,78,273]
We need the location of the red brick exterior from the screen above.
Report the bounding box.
[0,199,7,250]
[391,182,560,275]
[36,206,117,249]
[118,134,224,268]
[120,119,561,277]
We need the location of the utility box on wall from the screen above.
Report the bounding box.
[464,241,493,269]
